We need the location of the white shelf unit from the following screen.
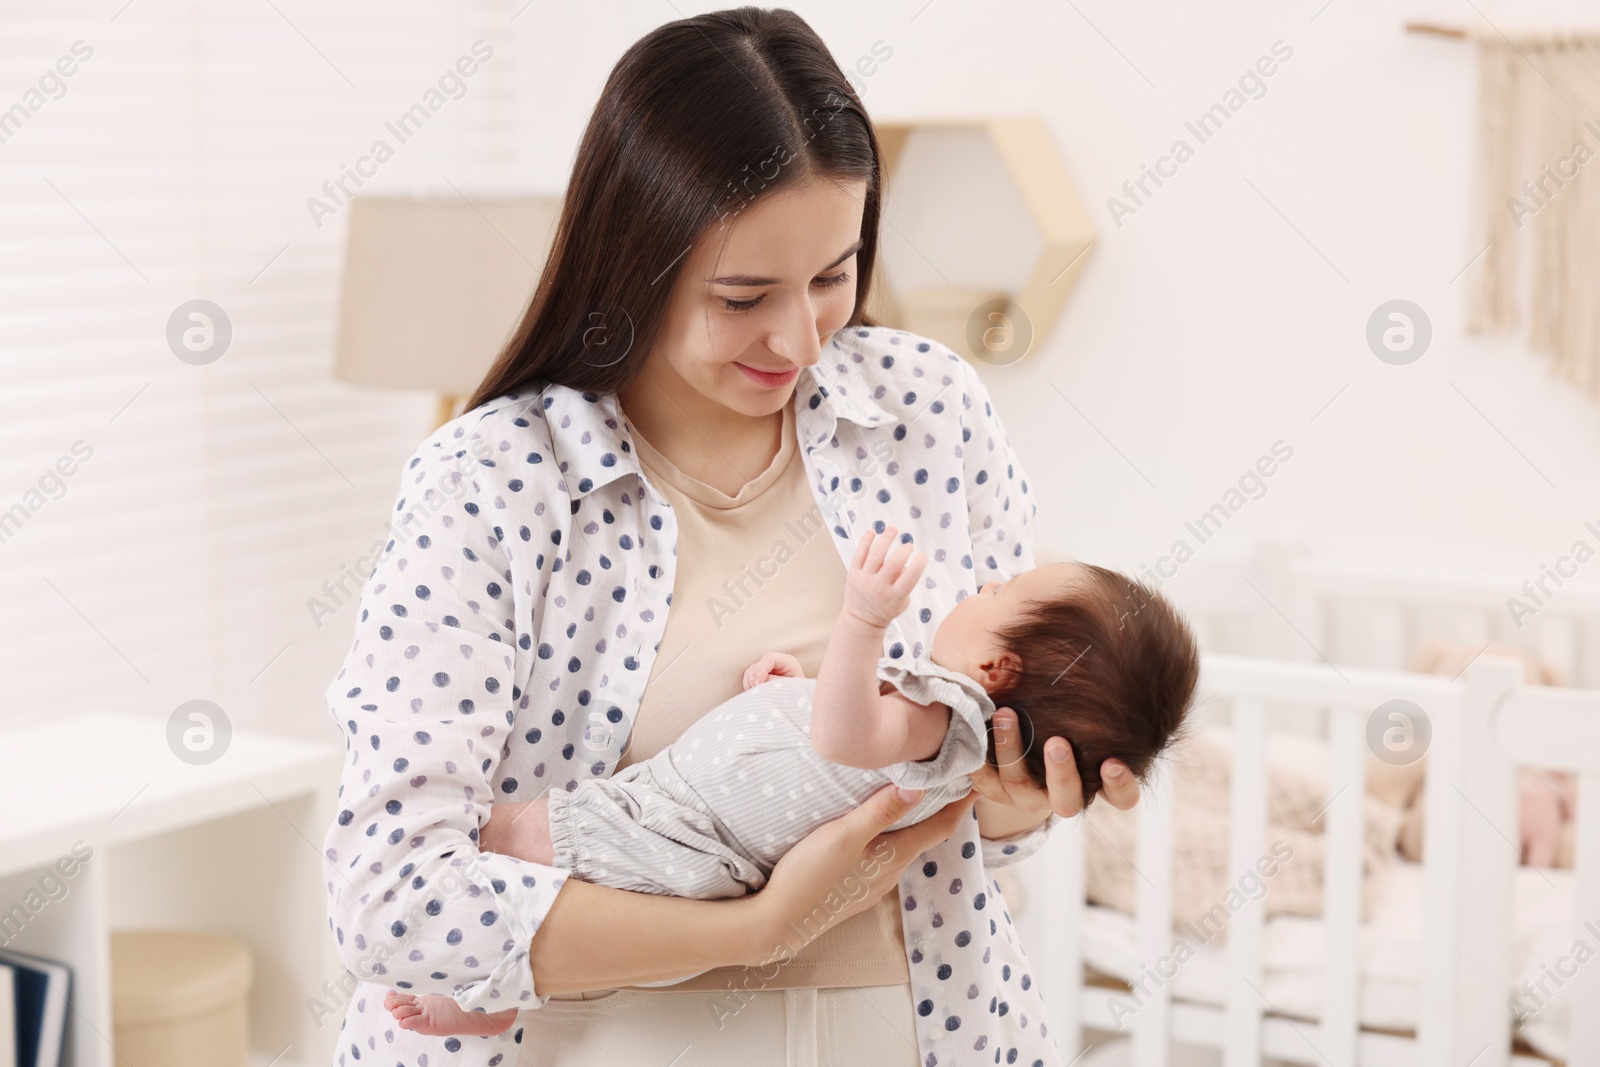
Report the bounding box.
[0,711,343,1067]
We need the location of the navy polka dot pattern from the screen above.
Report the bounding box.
[320,327,1054,1066]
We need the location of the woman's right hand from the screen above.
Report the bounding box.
[751,784,976,963]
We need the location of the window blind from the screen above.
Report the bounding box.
[0,0,527,742]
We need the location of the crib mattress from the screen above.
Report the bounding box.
[1079,860,1573,1060]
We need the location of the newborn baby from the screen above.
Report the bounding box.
[386,526,1200,1037]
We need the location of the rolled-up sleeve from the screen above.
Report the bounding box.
[320,426,567,1014]
[980,814,1061,867]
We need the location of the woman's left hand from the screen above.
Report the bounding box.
[968,706,1141,832]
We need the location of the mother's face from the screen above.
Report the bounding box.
[646,175,868,419]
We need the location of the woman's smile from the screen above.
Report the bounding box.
[733,362,800,388]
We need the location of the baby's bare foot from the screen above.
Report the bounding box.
[383,990,516,1037]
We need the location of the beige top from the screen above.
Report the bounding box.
[618,402,911,990]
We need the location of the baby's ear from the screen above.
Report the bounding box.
[978,651,1023,693]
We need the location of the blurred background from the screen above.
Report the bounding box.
[2,2,1597,1066]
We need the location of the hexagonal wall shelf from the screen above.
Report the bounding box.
[863,117,1095,364]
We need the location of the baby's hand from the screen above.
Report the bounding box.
[842,526,927,628]
[743,652,805,690]
[383,991,517,1037]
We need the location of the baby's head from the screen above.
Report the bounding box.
[930,562,1199,806]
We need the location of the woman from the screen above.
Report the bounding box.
[320,9,1140,1065]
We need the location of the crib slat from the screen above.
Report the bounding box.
[1536,616,1577,689]
[1459,659,1517,1066]
[1036,809,1084,1057]
[1223,699,1266,1067]
[1418,682,1466,1067]
[1419,658,1519,1066]
[1318,705,1367,1064]
[1577,619,1600,689]
[1568,772,1600,1067]
[1132,764,1173,1067]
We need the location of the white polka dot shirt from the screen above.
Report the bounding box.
[320,326,1063,1066]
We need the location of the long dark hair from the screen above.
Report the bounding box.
[464,7,884,412]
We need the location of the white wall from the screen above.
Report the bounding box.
[823,0,1598,592]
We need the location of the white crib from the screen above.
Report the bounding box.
[1186,543,1600,685]
[1025,651,1600,1067]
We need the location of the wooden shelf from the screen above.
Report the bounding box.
[868,116,1096,365]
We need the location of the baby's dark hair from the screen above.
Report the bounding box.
[986,565,1199,807]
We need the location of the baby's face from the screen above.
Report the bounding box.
[929,563,1085,689]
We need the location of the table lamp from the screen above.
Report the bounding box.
[333,194,563,429]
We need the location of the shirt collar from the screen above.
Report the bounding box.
[532,386,640,501]
[530,329,896,501]
[794,332,896,445]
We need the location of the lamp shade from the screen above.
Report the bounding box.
[332,194,563,395]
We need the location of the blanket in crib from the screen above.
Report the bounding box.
[1083,729,1405,932]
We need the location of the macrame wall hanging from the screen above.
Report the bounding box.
[1457,25,1600,397]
